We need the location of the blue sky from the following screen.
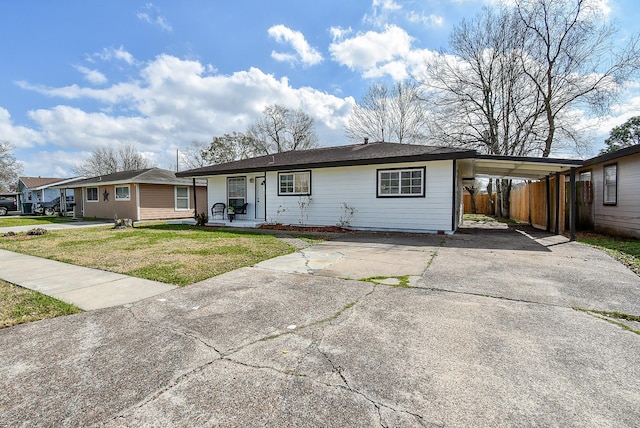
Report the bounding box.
[1,0,638,177]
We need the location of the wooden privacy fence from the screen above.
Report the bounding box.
[463,176,567,234]
[463,192,496,214]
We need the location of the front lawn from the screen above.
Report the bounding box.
[0,216,93,228]
[578,233,640,276]
[0,224,295,286]
[1,279,82,328]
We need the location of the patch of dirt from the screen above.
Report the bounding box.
[258,224,350,233]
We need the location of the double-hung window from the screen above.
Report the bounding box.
[227,177,246,209]
[87,187,98,202]
[175,186,190,210]
[603,164,617,205]
[377,167,425,197]
[115,185,130,201]
[278,171,311,196]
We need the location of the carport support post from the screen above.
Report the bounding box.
[570,168,577,241]
[545,176,551,232]
[555,172,560,235]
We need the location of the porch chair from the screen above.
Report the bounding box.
[211,202,226,220]
[234,203,248,219]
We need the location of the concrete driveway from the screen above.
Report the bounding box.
[1,225,639,427]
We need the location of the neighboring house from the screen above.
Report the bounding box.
[57,168,207,221]
[177,141,579,234]
[577,144,640,238]
[17,176,78,213]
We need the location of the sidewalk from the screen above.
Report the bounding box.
[0,249,177,310]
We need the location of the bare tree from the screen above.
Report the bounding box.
[182,133,256,169]
[72,143,153,177]
[516,0,640,156]
[0,141,23,192]
[345,80,426,144]
[247,105,319,154]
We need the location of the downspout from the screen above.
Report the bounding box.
[135,183,141,221]
[545,176,551,232]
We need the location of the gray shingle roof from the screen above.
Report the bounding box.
[60,168,202,187]
[176,142,475,177]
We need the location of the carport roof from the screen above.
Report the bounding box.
[465,154,583,180]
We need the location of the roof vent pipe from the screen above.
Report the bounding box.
[364,137,369,145]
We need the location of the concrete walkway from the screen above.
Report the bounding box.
[0,220,113,235]
[0,249,176,310]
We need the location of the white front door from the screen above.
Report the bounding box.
[255,177,266,220]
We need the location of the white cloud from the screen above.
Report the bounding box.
[0,107,43,148]
[15,54,353,176]
[268,25,323,67]
[365,0,403,27]
[74,65,108,85]
[407,11,444,27]
[94,46,136,65]
[330,25,433,80]
[136,3,173,32]
[330,26,353,42]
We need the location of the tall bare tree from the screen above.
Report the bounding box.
[516,0,640,157]
[345,80,426,144]
[247,105,319,154]
[72,143,154,177]
[0,141,23,192]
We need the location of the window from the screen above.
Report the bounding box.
[87,187,98,202]
[227,177,246,209]
[115,185,130,201]
[278,171,311,195]
[377,167,425,197]
[603,164,617,205]
[175,186,190,210]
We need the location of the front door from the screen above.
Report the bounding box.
[255,177,266,220]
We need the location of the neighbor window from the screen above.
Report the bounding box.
[603,164,617,205]
[87,187,98,202]
[377,167,425,197]
[175,186,190,210]
[278,171,311,195]
[115,185,130,201]
[227,176,246,209]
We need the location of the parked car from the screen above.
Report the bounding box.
[34,196,75,216]
[0,197,18,216]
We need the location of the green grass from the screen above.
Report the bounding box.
[1,279,82,328]
[577,233,640,276]
[0,223,295,286]
[361,275,411,287]
[0,216,103,228]
[463,213,517,224]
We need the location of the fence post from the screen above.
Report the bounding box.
[555,172,560,234]
[545,176,551,232]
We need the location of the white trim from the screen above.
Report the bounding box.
[174,185,190,211]
[115,185,131,201]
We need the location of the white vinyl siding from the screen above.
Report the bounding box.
[115,185,131,201]
[265,160,454,232]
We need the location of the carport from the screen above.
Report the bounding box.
[458,154,584,240]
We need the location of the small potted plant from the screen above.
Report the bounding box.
[227,205,235,222]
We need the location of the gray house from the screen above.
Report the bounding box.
[577,144,640,238]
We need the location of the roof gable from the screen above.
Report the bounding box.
[19,177,68,189]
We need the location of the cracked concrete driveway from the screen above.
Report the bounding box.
[1,225,640,427]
